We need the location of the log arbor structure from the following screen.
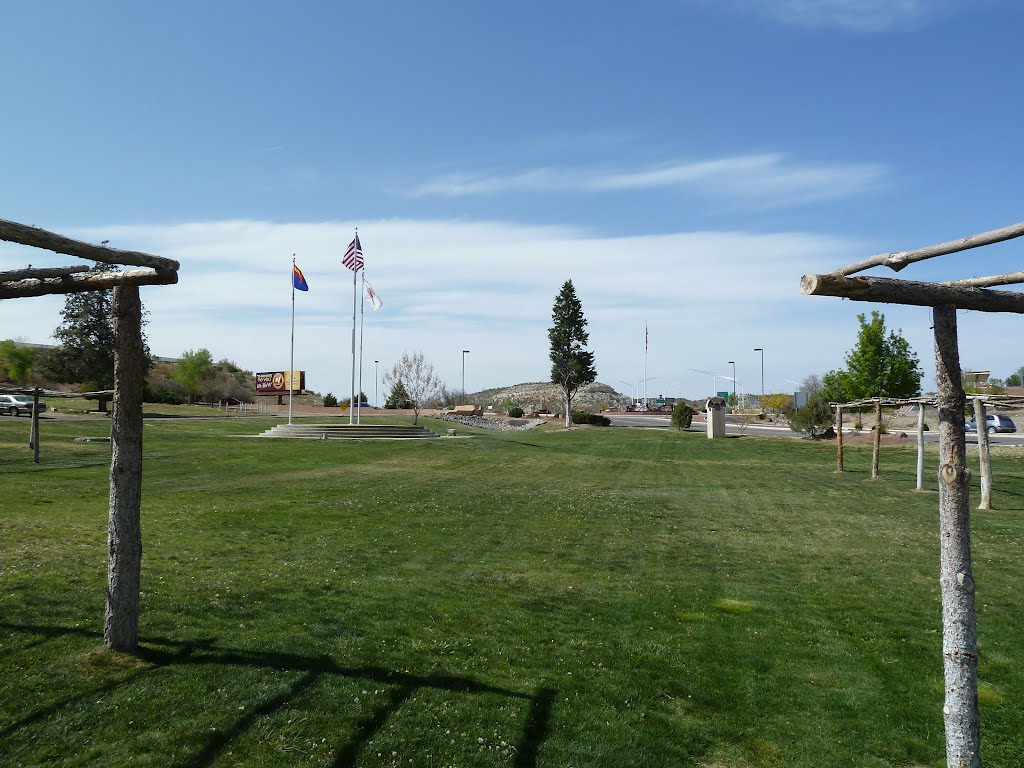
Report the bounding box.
[803,220,1024,768]
[1,219,178,652]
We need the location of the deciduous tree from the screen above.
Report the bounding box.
[383,352,439,425]
[0,339,35,385]
[548,280,597,427]
[173,348,214,403]
[820,311,922,402]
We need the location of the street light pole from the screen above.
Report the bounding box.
[753,348,764,406]
[462,350,470,405]
[728,360,736,405]
[374,360,379,408]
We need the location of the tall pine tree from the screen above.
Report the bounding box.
[548,280,597,426]
[43,264,150,389]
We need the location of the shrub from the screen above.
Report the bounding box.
[507,406,524,418]
[788,394,834,437]
[572,411,610,426]
[323,392,338,408]
[143,381,187,405]
[670,401,695,430]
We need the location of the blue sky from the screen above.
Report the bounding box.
[2,0,1021,400]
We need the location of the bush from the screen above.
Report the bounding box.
[143,381,187,405]
[670,401,695,430]
[507,406,524,418]
[572,411,610,426]
[322,392,338,408]
[788,394,834,437]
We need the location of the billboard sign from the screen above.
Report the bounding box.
[255,370,305,394]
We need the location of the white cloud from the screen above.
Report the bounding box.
[409,153,886,208]
[741,0,965,31]
[4,216,1017,400]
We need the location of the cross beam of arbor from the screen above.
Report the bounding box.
[0,218,178,298]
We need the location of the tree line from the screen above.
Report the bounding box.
[0,265,253,404]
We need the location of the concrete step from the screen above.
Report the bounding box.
[258,423,437,439]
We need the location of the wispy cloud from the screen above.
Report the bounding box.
[19,215,1016,398]
[743,0,962,31]
[3,217,881,397]
[408,153,886,208]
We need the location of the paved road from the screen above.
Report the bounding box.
[607,413,1024,446]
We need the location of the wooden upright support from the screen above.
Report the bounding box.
[933,305,980,768]
[915,404,925,491]
[871,400,882,480]
[104,285,145,652]
[973,397,992,511]
[835,405,844,472]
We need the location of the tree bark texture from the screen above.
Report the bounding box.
[871,400,881,480]
[801,273,1024,314]
[835,405,844,472]
[0,265,91,281]
[0,267,177,299]
[933,304,980,768]
[0,218,179,270]
[104,285,145,652]
[973,398,992,511]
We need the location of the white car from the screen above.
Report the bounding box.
[0,394,46,417]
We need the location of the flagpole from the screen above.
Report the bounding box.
[357,274,366,425]
[349,229,358,425]
[289,255,296,425]
[643,323,648,409]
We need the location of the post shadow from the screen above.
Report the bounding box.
[1,622,557,768]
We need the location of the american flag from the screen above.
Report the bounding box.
[342,233,364,271]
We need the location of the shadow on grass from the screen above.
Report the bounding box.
[0,622,556,768]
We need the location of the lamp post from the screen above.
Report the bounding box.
[462,350,470,405]
[753,348,764,406]
[374,360,379,408]
[727,360,736,405]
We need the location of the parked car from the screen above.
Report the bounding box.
[965,414,1017,434]
[0,394,47,417]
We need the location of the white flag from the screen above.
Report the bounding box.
[363,277,382,311]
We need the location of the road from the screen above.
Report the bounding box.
[607,413,1024,447]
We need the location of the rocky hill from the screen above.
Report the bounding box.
[467,381,628,414]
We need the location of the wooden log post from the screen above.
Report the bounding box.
[871,400,882,479]
[104,285,145,652]
[933,304,980,768]
[836,405,844,472]
[31,388,40,464]
[916,403,926,491]
[973,397,992,511]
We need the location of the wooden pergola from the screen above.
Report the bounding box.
[831,394,1024,510]
[802,219,1024,768]
[1,218,178,652]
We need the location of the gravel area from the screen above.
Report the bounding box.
[432,413,545,431]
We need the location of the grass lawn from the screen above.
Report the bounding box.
[1,415,1022,767]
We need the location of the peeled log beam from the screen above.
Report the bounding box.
[836,219,1024,276]
[0,218,179,271]
[0,268,177,299]
[801,273,1024,313]
[944,270,1024,289]
[0,265,91,281]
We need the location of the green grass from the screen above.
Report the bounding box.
[1,416,1023,767]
